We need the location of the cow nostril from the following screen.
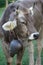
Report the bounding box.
[33,34,39,39]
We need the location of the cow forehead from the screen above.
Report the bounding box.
[18,10,25,18]
[17,6,33,22]
[17,6,33,16]
[17,10,26,23]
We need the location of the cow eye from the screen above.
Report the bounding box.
[20,21,27,25]
[21,22,26,24]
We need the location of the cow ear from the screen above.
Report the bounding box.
[27,6,34,15]
[2,20,17,31]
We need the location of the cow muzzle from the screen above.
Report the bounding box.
[28,32,39,40]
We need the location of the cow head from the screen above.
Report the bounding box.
[2,2,39,40]
[2,4,39,41]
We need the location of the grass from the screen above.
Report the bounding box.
[0,7,43,65]
[0,7,5,18]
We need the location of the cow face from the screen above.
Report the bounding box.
[12,7,39,40]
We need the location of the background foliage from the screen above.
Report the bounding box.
[0,0,16,7]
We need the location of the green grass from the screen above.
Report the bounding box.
[0,8,43,65]
[0,7,5,18]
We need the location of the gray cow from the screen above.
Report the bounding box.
[0,0,43,65]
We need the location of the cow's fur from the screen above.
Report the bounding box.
[0,0,43,65]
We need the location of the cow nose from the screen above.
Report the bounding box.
[29,32,39,40]
[33,34,39,39]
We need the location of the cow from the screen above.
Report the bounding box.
[0,0,43,65]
